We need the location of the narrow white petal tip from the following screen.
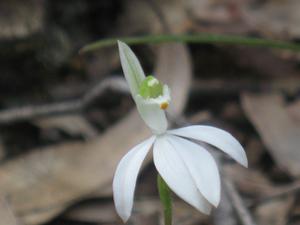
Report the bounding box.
[212,198,220,208]
[117,40,126,50]
[241,156,248,168]
[208,189,220,208]
[209,194,220,208]
[117,40,124,45]
[117,39,146,98]
[119,213,130,223]
[117,41,123,52]
[115,202,131,223]
[113,136,155,223]
[236,147,248,168]
[114,204,130,222]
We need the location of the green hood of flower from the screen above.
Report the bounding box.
[139,75,163,99]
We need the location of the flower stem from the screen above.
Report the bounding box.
[157,174,172,225]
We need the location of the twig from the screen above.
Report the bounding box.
[250,180,300,207]
[213,180,238,225]
[224,177,257,225]
[0,77,129,124]
[211,150,257,225]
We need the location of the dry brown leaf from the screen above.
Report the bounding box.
[230,47,299,79]
[245,137,265,167]
[120,0,300,40]
[287,100,300,123]
[0,43,191,225]
[0,138,5,161]
[213,185,238,225]
[64,201,119,224]
[118,0,190,35]
[0,197,19,225]
[34,115,98,139]
[154,44,191,117]
[186,0,236,24]
[246,0,300,39]
[224,164,274,198]
[0,0,44,39]
[254,196,294,225]
[188,110,211,124]
[65,197,207,225]
[241,93,300,177]
[185,0,300,39]
[0,110,150,225]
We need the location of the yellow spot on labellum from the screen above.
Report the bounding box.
[160,102,169,110]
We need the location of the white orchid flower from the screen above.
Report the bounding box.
[113,41,248,222]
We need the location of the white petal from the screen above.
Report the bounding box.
[118,41,146,97]
[113,136,155,222]
[136,95,168,134]
[169,126,248,167]
[167,135,220,206]
[153,135,212,214]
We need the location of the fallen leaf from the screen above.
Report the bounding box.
[247,0,300,39]
[34,115,98,140]
[0,197,19,225]
[64,201,119,224]
[0,138,5,161]
[0,110,150,225]
[245,137,265,167]
[224,164,274,198]
[241,92,300,177]
[254,196,294,225]
[287,99,300,124]
[0,0,44,39]
[65,197,207,225]
[154,43,191,117]
[118,0,190,35]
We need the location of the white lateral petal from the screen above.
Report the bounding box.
[169,126,248,167]
[153,135,212,214]
[168,135,221,206]
[135,95,168,134]
[113,136,155,222]
[118,41,146,97]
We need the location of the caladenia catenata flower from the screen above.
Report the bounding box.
[113,41,248,224]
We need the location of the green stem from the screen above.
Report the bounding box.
[157,174,172,225]
[80,33,300,53]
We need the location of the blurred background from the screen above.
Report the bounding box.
[0,0,300,225]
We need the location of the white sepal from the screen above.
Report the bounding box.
[113,136,155,222]
[118,41,146,98]
[153,135,212,214]
[135,86,170,134]
[167,135,221,207]
[169,125,248,167]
